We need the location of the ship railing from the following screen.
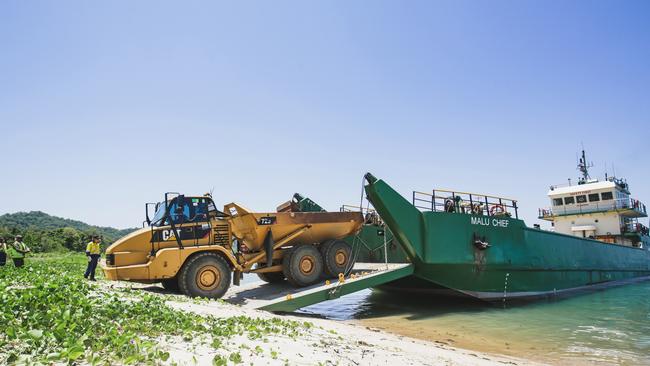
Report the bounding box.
[340,205,382,225]
[412,189,519,219]
[539,198,647,218]
[629,198,647,215]
[538,208,553,218]
[622,222,650,236]
[549,177,629,191]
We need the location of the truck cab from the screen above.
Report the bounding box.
[104,193,237,295]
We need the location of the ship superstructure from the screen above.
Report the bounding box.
[539,151,648,247]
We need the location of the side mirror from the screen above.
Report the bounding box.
[145,203,152,225]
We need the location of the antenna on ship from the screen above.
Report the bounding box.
[577,149,593,184]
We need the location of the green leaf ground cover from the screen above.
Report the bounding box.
[0,254,308,365]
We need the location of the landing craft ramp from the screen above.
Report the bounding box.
[222,263,414,312]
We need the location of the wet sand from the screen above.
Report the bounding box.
[356,314,631,366]
[358,315,549,363]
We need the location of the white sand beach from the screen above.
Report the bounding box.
[100,281,541,366]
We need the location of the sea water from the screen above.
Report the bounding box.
[299,281,650,365]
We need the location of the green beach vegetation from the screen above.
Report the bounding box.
[0,254,310,365]
[0,212,311,364]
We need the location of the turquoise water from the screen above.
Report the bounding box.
[300,281,650,365]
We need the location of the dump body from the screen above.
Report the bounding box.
[225,203,363,251]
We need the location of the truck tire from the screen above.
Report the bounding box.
[320,239,353,278]
[161,278,180,293]
[283,245,323,287]
[178,252,231,299]
[257,271,285,283]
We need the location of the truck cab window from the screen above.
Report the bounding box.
[150,202,168,226]
[191,198,209,222]
[167,199,190,224]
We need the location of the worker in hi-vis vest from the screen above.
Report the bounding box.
[8,235,30,267]
[84,236,101,281]
[0,237,7,266]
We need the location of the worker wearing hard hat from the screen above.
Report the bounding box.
[84,236,101,281]
[0,237,7,266]
[8,235,30,267]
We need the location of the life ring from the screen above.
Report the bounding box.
[490,204,506,216]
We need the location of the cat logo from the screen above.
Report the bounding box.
[161,229,177,241]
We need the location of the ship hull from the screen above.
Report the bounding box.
[376,272,650,301]
[409,213,650,301]
[362,174,650,302]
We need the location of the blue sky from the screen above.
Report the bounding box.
[1,1,648,228]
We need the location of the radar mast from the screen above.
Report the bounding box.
[577,149,593,183]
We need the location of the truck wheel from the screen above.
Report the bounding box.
[161,278,180,293]
[320,239,353,278]
[257,271,285,283]
[283,245,323,287]
[179,252,231,299]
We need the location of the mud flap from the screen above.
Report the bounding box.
[263,229,274,267]
[233,270,242,286]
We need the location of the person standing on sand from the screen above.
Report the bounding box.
[0,238,7,266]
[8,235,30,267]
[84,236,101,281]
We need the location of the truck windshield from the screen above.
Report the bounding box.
[149,196,222,227]
[150,202,168,226]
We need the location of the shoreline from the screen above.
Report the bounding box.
[103,281,541,365]
[355,316,550,365]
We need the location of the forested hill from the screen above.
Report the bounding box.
[0,211,137,252]
[0,211,135,238]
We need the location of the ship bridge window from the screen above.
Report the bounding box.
[601,192,614,200]
[576,195,587,204]
[553,198,564,206]
[588,193,600,202]
[564,196,575,205]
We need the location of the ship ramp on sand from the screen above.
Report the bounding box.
[222,262,413,312]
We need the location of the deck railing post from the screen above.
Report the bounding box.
[432,189,435,211]
[514,201,518,219]
[469,194,473,214]
[452,192,457,212]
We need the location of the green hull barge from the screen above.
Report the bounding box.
[362,166,650,301]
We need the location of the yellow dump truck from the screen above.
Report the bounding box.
[103,193,363,299]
